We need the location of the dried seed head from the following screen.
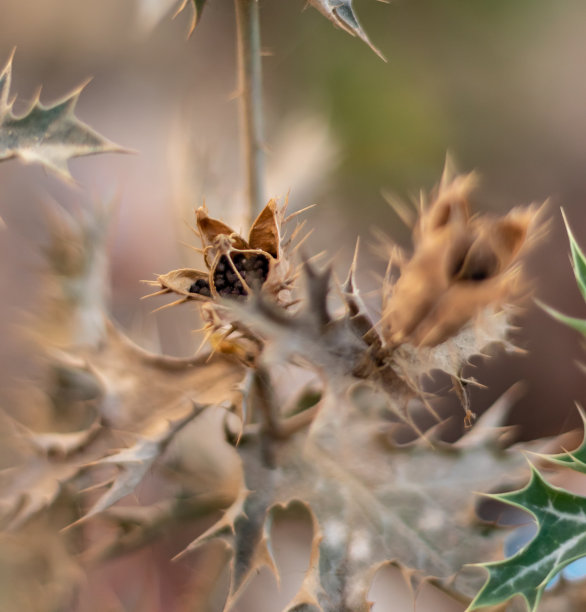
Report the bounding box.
[382,172,541,348]
[144,198,302,353]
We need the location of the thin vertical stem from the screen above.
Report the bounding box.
[234,0,265,225]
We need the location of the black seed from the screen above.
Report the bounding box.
[216,255,230,274]
[231,253,246,270]
[188,278,211,295]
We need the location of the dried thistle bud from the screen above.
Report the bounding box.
[383,171,541,348]
[145,198,296,309]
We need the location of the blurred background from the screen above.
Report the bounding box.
[1,0,586,609]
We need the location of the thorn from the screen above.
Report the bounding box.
[291,227,314,254]
[151,297,189,312]
[283,203,317,224]
[140,288,170,299]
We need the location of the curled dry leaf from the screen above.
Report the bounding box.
[382,169,543,349]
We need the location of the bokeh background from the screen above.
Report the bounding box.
[1,0,586,610]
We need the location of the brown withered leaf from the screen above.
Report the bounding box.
[73,403,206,525]
[222,258,402,402]
[0,424,111,530]
[0,51,125,181]
[175,380,532,611]
[15,419,102,458]
[382,168,541,349]
[76,319,245,430]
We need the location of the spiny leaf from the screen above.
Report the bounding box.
[73,403,207,524]
[562,209,586,303]
[177,381,532,611]
[308,0,386,61]
[77,319,245,430]
[469,466,586,611]
[0,428,109,531]
[0,51,125,181]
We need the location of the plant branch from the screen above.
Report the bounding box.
[234,0,265,225]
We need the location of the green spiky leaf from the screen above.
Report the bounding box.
[542,409,586,475]
[538,211,586,336]
[470,417,586,611]
[308,0,386,60]
[0,52,124,180]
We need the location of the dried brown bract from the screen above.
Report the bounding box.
[382,170,542,348]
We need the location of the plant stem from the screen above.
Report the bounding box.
[234,0,265,225]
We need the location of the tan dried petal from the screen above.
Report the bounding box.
[156,268,211,299]
[248,199,280,258]
[196,206,248,250]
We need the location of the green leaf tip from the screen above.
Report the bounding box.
[561,208,586,303]
[536,404,586,474]
[0,51,127,181]
[536,299,586,337]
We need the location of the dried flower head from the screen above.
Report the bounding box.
[146,199,297,308]
[382,170,542,348]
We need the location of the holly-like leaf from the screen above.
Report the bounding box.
[469,468,586,611]
[470,414,586,611]
[0,422,110,531]
[0,51,124,181]
[77,319,245,430]
[74,403,207,524]
[176,381,532,611]
[308,0,386,61]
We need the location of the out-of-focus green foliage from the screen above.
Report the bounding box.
[539,212,586,336]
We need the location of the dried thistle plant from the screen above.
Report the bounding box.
[0,3,583,612]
